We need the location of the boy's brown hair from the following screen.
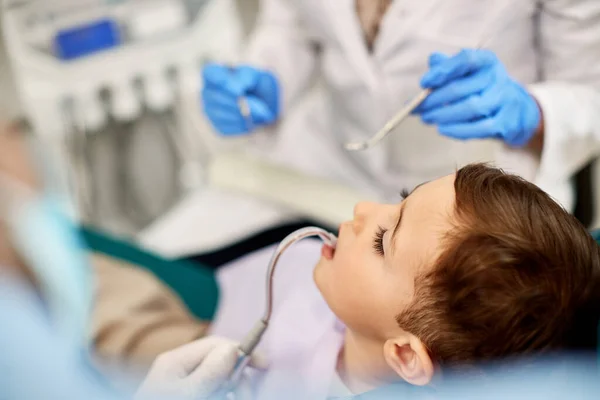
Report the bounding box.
[396,164,600,364]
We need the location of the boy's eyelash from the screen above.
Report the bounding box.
[373,226,386,256]
[376,189,408,256]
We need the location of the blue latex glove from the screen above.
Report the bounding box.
[413,49,541,147]
[201,64,280,136]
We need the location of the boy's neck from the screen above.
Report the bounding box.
[338,329,398,394]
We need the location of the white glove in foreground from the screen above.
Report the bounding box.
[135,336,267,399]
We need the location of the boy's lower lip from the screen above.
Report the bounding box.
[322,244,335,260]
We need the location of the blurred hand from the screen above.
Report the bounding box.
[0,121,39,278]
[0,121,38,190]
[201,64,280,136]
[136,336,267,400]
[414,49,542,147]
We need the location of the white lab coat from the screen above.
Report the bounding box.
[244,0,600,211]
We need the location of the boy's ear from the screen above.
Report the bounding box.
[383,333,434,386]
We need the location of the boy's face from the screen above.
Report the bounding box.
[314,174,456,340]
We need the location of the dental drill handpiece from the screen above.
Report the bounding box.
[220,227,337,396]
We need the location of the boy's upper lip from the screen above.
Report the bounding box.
[337,224,344,244]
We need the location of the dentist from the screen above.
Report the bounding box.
[202,0,600,212]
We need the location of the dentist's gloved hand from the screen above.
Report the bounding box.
[136,336,267,400]
[413,49,542,147]
[201,64,281,136]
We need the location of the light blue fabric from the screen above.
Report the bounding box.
[342,357,600,400]
[434,358,600,400]
[0,277,121,400]
[9,195,93,348]
[414,49,541,147]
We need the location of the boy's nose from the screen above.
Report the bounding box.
[352,202,377,234]
[353,201,378,218]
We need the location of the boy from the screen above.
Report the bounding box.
[211,164,600,399]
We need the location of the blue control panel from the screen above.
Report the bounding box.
[54,19,121,61]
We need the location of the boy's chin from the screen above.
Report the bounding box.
[313,258,332,295]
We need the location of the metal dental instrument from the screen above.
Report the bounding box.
[218,227,338,398]
[344,88,431,151]
[238,97,253,131]
[344,2,516,152]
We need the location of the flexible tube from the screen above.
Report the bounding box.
[237,227,337,357]
[221,227,337,397]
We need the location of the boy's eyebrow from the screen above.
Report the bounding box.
[391,181,427,251]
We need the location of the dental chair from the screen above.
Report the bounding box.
[139,152,367,260]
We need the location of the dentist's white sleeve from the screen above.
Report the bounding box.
[531,84,600,210]
[500,0,600,211]
[244,0,319,113]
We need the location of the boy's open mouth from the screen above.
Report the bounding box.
[322,244,336,260]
